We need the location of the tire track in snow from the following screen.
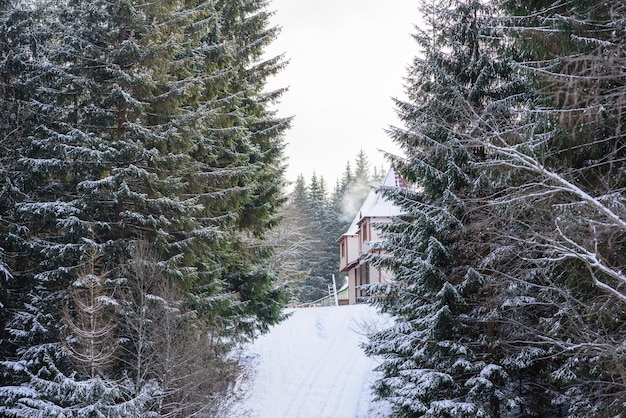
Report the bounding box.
[237,304,391,418]
[281,309,346,418]
[318,347,355,417]
[315,308,365,417]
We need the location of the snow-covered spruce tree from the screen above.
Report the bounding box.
[0,0,21,332]
[281,175,318,302]
[0,0,289,414]
[1,0,203,413]
[0,0,30,363]
[307,174,337,284]
[294,169,352,304]
[220,0,289,237]
[180,0,289,337]
[362,0,532,416]
[0,248,156,417]
[0,0,78,401]
[336,150,380,224]
[478,0,626,414]
[292,173,332,302]
[2,361,156,418]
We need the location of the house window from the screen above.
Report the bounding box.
[357,264,371,300]
[341,241,345,257]
[362,222,368,241]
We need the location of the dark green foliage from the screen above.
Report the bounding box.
[363,0,533,416]
[364,0,626,416]
[288,173,338,302]
[0,0,288,414]
[492,1,626,415]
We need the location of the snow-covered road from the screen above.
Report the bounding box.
[231,304,391,418]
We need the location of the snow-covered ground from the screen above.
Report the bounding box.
[230,304,392,418]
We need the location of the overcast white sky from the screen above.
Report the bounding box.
[264,0,420,187]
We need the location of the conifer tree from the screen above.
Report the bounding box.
[183,0,289,335]
[296,173,332,302]
[353,149,370,182]
[0,0,202,412]
[337,151,377,226]
[363,0,528,415]
[0,0,289,412]
[286,171,347,303]
[483,1,626,414]
[0,0,26,363]
[0,0,70,395]
[344,149,373,215]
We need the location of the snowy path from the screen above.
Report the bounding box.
[231,304,391,418]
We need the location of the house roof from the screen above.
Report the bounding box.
[342,214,360,237]
[381,168,407,189]
[338,169,406,239]
[340,258,360,272]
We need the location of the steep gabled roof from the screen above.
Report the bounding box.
[358,169,406,219]
[343,212,361,237]
[338,169,406,240]
[381,168,407,189]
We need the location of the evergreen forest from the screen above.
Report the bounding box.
[0,0,625,417]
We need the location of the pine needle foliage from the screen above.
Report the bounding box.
[0,0,288,413]
[363,0,531,416]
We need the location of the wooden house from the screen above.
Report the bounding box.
[337,169,406,304]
